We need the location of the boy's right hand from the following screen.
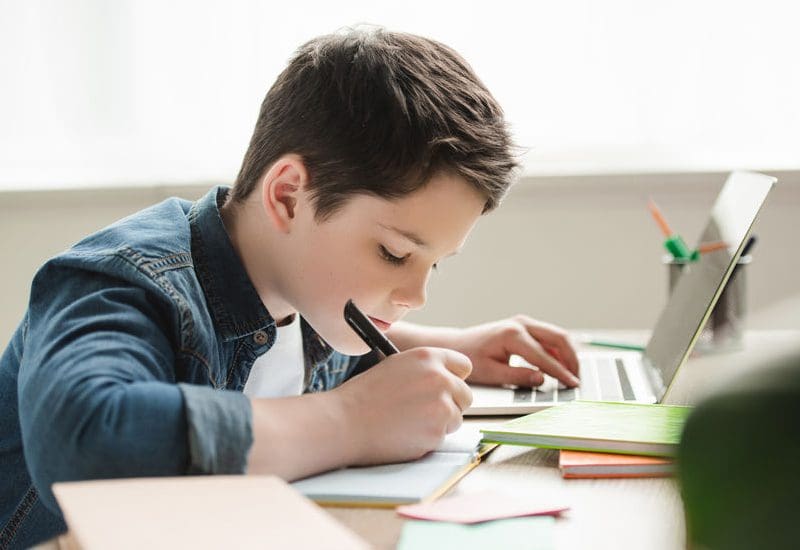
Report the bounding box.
[331,347,473,466]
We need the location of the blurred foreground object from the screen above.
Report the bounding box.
[678,344,800,550]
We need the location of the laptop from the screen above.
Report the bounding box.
[465,171,776,415]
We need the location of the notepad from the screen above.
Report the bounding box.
[559,450,674,478]
[480,401,692,457]
[396,490,568,523]
[292,425,488,507]
[52,475,369,550]
[397,517,555,550]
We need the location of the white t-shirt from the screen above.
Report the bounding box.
[243,314,305,398]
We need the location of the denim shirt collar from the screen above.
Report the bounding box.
[188,186,335,367]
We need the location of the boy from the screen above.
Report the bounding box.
[0,27,579,548]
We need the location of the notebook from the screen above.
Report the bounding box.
[480,401,693,457]
[558,449,674,478]
[396,517,556,550]
[291,425,491,507]
[52,475,369,550]
[467,171,776,415]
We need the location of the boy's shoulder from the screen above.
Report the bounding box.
[37,196,198,292]
[68,196,194,263]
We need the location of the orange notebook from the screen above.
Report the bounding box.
[559,450,674,479]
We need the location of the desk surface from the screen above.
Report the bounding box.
[39,330,798,550]
[325,330,800,550]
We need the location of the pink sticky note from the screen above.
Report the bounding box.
[396,491,569,524]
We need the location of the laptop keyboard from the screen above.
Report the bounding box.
[581,357,636,401]
[511,357,636,403]
[615,359,636,400]
[512,384,577,404]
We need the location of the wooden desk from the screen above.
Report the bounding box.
[38,331,798,550]
[325,330,800,549]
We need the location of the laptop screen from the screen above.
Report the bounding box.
[643,171,776,400]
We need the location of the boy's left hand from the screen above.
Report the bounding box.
[448,315,580,388]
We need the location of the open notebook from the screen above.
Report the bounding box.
[292,425,492,507]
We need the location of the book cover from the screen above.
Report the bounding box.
[480,401,692,457]
[559,450,674,478]
[52,476,369,550]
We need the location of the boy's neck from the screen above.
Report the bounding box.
[219,196,298,325]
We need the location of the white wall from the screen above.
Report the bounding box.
[2,171,797,346]
[2,1,799,189]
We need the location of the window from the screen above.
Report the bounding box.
[1,0,797,189]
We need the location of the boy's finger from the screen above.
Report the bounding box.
[441,349,473,380]
[448,378,473,411]
[445,404,464,434]
[522,320,580,376]
[510,331,580,388]
[469,360,545,388]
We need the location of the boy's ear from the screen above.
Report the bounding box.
[259,154,310,233]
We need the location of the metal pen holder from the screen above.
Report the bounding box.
[664,255,750,353]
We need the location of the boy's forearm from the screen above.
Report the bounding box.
[385,321,461,351]
[246,391,356,480]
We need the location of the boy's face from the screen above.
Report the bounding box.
[285,172,486,355]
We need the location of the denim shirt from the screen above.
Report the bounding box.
[0,187,365,549]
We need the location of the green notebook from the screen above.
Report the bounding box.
[480,401,692,457]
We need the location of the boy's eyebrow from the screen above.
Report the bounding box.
[379,223,429,248]
[378,223,462,257]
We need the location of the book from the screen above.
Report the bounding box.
[291,425,492,507]
[480,401,692,457]
[559,450,674,478]
[52,475,369,550]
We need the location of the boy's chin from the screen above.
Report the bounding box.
[324,333,373,357]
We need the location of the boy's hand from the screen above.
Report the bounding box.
[449,315,580,388]
[331,347,472,465]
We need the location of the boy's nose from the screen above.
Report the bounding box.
[391,273,428,311]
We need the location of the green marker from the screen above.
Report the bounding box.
[586,339,646,352]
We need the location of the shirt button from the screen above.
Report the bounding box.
[253,330,268,345]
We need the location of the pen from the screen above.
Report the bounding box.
[585,339,646,352]
[648,198,693,260]
[344,299,399,357]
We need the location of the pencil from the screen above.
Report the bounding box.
[647,199,673,238]
[697,241,728,254]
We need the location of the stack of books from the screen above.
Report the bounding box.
[480,401,692,479]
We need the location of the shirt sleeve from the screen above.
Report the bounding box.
[17,259,253,513]
[179,383,252,475]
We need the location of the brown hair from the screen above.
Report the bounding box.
[231,26,518,221]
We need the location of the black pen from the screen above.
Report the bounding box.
[344,299,399,357]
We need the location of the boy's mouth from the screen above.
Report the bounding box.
[368,316,392,331]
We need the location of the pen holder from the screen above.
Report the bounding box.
[664,255,750,353]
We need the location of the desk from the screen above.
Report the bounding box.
[324,330,800,549]
[38,330,798,550]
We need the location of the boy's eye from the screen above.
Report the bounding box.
[379,245,440,271]
[379,245,408,265]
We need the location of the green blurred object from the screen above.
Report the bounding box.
[663,234,694,260]
[678,347,800,550]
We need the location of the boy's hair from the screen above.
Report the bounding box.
[231,26,518,221]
